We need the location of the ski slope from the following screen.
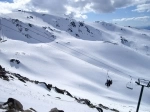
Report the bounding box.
[0,11,150,112]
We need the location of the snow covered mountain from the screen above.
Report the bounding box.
[0,11,150,112]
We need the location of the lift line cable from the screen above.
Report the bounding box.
[0,21,139,80]
[0,16,141,80]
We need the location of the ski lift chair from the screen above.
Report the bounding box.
[105,70,113,87]
[126,82,133,90]
[126,76,133,90]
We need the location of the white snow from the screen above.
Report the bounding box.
[0,11,150,112]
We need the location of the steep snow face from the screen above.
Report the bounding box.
[0,11,150,112]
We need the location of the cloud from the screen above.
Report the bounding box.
[0,0,150,19]
[0,0,31,13]
[113,16,150,22]
[132,3,150,12]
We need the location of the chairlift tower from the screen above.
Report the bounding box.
[135,78,150,112]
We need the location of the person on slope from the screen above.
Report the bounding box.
[105,79,113,87]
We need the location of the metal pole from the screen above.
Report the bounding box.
[136,85,144,112]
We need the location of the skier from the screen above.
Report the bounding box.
[105,80,113,87]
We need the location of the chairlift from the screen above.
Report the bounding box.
[105,70,113,87]
[126,76,133,90]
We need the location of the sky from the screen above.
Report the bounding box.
[0,0,150,27]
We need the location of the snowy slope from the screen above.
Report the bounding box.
[0,11,150,112]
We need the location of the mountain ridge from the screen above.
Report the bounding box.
[0,11,150,112]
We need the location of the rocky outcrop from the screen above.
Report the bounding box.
[0,65,120,112]
[53,87,65,94]
[49,108,64,112]
[10,59,20,64]
[0,65,9,81]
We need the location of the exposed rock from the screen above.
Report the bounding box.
[5,109,17,112]
[96,107,103,112]
[47,84,52,90]
[29,108,37,112]
[35,81,39,84]
[55,97,61,99]
[0,65,116,112]
[23,110,32,112]
[18,78,26,83]
[10,59,21,64]
[65,91,73,97]
[98,104,109,110]
[110,108,119,112]
[77,98,91,106]
[49,108,64,112]
[70,21,76,27]
[54,87,65,94]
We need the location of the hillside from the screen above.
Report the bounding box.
[0,11,150,112]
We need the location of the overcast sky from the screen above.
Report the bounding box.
[0,0,150,27]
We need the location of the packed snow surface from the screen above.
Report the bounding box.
[0,11,150,112]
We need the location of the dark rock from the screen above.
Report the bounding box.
[54,87,64,94]
[3,77,9,81]
[38,82,52,91]
[10,59,15,62]
[49,108,64,112]
[47,94,51,96]
[29,108,37,112]
[75,34,79,37]
[98,104,109,110]
[56,24,60,27]
[96,107,103,112]
[68,28,72,32]
[0,65,2,69]
[9,76,14,79]
[35,81,39,84]
[55,97,61,99]
[85,26,90,33]
[110,108,119,112]
[47,84,52,90]
[74,97,78,101]
[70,21,76,27]
[28,23,33,27]
[23,77,29,81]
[16,60,20,64]
[25,28,29,31]
[77,99,91,106]
[120,36,128,44]
[18,78,26,83]
[79,22,84,27]
[14,73,21,78]
[0,71,6,76]
[10,59,20,64]
[30,16,33,19]
[65,91,73,97]
[89,104,96,108]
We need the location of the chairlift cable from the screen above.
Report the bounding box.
[0,18,139,80]
[0,15,138,79]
